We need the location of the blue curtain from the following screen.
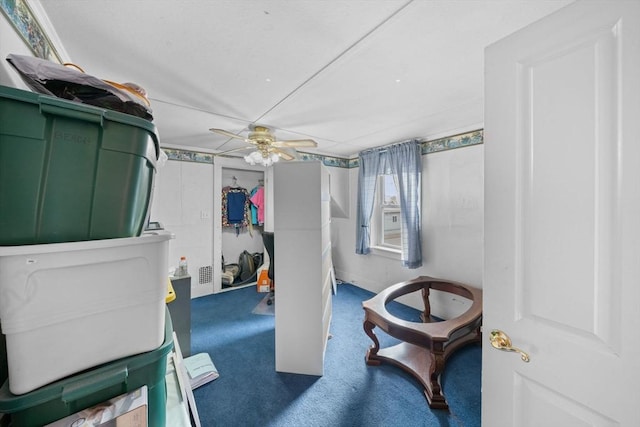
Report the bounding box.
[355,140,422,268]
[356,149,381,254]
[387,141,422,268]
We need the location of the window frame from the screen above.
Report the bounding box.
[372,174,402,252]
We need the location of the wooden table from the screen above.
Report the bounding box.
[362,276,482,410]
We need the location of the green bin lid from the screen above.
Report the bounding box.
[0,84,160,163]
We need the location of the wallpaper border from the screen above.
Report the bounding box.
[163,129,484,169]
[1,0,62,62]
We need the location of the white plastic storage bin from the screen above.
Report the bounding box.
[0,231,173,395]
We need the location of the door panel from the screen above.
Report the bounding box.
[518,18,619,348]
[515,374,617,427]
[483,2,640,426]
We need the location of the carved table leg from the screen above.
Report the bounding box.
[425,351,448,409]
[420,287,432,323]
[363,319,381,365]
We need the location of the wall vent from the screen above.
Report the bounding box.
[199,265,212,284]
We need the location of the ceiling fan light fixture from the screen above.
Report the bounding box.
[211,125,315,164]
[244,150,279,167]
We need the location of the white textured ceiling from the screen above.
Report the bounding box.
[36,0,572,158]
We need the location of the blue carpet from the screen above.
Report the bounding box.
[190,283,481,427]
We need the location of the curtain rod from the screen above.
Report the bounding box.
[359,138,420,155]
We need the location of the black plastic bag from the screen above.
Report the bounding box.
[6,54,153,121]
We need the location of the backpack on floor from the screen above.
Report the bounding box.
[238,250,256,282]
[252,252,263,270]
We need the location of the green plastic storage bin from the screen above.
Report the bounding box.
[0,309,173,427]
[0,85,159,245]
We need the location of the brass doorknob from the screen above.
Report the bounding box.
[489,329,530,362]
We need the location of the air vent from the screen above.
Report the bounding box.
[199,265,212,284]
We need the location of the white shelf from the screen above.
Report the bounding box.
[273,161,332,376]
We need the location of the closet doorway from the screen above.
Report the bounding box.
[213,157,268,293]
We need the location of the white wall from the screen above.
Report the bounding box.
[150,159,214,298]
[331,144,484,318]
[1,14,35,88]
[328,166,350,218]
[1,3,70,87]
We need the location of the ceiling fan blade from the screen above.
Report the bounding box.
[209,128,248,141]
[272,139,318,148]
[214,146,253,156]
[271,147,296,161]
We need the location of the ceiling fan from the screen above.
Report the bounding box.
[209,125,317,164]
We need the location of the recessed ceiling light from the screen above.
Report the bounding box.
[395,79,401,83]
[265,78,271,82]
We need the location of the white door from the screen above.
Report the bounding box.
[483,1,640,426]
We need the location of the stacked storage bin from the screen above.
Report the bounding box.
[0,85,173,425]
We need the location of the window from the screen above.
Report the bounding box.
[355,139,422,268]
[374,174,402,250]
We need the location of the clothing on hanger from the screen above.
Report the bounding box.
[250,184,265,226]
[221,185,253,236]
